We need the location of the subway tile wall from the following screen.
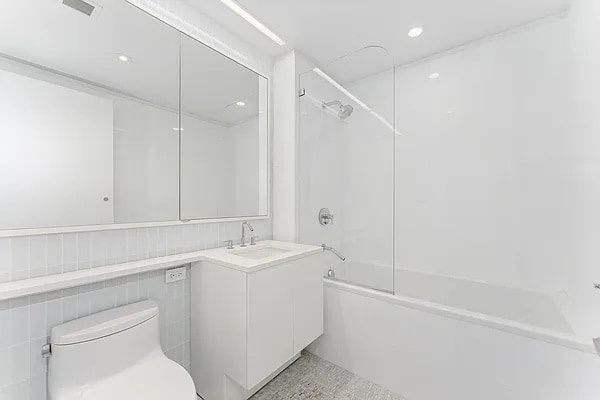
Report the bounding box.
[0,268,191,399]
[0,219,272,399]
[0,220,271,284]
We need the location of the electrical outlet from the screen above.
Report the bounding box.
[165,267,187,284]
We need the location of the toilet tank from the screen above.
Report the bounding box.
[48,300,163,399]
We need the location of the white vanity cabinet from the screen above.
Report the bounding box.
[190,242,326,400]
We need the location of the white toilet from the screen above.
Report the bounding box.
[48,300,196,400]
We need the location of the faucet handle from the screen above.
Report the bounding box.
[224,240,234,250]
[250,236,259,245]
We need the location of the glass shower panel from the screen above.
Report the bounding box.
[298,68,395,292]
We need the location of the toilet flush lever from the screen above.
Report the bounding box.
[42,343,52,358]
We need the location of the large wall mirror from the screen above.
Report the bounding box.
[0,0,269,231]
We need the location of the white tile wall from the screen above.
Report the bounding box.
[0,220,270,284]
[0,267,190,399]
[0,218,272,400]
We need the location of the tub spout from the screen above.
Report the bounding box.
[321,244,346,262]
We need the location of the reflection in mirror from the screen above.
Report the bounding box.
[0,0,180,229]
[179,34,269,220]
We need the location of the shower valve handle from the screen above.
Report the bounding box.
[319,208,334,225]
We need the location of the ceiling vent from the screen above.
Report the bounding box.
[62,0,96,16]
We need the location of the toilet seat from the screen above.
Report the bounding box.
[80,357,196,400]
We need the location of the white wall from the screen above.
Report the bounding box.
[273,52,299,242]
[0,70,114,229]
[0,57,182,227]
[113,97,179,223]
[394,15,570,289]
[393,2,600,338]
[181,115,263,220]
[231,117,260,216]
[563,0,600,340]
[344,71,395,268]
[180,116,234,219]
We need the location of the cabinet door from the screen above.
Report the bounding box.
[247,265,294,389]
[292,255,325,354]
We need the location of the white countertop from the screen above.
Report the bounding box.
[0,240,322,301]
[202,240,322,272]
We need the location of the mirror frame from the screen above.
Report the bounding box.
[0,0,271,238]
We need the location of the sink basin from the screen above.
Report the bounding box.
[231,246,291,260]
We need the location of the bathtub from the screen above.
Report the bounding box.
[309,262,600,400]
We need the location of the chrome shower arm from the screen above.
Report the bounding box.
[321,244,347,262]
[323,100,343,108]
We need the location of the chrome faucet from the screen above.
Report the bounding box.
[240,221,254,247]
[321,244,346,261]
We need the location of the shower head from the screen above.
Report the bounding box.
[338,104,354,120]
[323,100,354,120]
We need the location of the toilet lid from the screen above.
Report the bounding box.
[82,357,196,400]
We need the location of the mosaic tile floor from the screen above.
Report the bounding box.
[250,352,406,400]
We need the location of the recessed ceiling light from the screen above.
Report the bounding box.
[219,0,286,46]
[236,101,246,107]
[117,54,131,62]
[429,72,440,79]
[408,26,423,38]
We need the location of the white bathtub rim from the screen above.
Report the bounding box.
[334,261,571,300]
[332,262,578,335]
[324,277,596,355]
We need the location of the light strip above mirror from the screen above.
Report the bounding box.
[219,0,286,46]
[140,0,250,61]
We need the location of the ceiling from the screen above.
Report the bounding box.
[0,0,263,125]
[185,0,572,82]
